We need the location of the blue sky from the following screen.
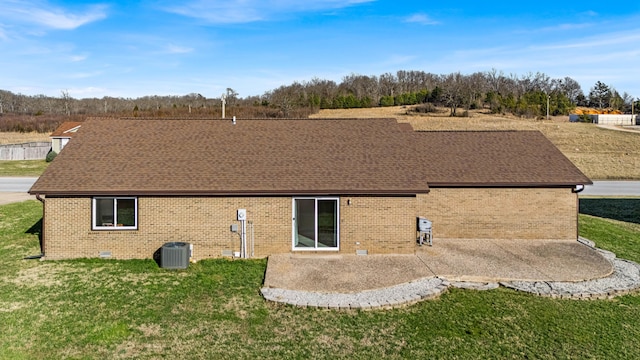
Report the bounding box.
[1,0,640,99]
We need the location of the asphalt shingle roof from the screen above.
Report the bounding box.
[31,118,427,195]
[413,130,592,186]
[29,117,591,196]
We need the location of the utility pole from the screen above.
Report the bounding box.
[546,94,550,120]
[221,94,226,119]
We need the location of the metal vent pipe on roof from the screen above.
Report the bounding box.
[232,116,236,125]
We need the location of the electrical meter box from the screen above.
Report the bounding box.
[417,217,432,232]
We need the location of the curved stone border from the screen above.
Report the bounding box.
[261,277,449,309]
[501,250,640,300]
[450,281,499,291]
[261,240,640,308]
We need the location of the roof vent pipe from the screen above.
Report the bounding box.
[232,116,236,125]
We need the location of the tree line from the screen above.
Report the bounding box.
[263,70,638,117]
[1,69,638,132]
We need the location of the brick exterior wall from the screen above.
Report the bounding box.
[339,196,415,255]
[42,189,578,260]
[42,195,417,260]
[417,188,578,240]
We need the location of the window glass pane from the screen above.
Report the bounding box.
[96,198,114,226]
[294,199,315,248]
[116,199,136,227]
[317,200,337,248]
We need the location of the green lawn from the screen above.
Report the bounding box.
[1,201,639,359]
[0,160,49,177]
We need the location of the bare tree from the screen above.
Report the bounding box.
[378,72,397,97]
[0,90,7,115]
[553,77,583,105]
[340,73,379,102]
[440,72,465,116]
[621,92,634,113]
[60,90,72,116]
[485,68,505,94]
[225,88,239,108]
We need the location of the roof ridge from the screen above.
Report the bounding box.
[111,117,397,121]
[415,130,539,133]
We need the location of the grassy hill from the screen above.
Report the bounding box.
[312,107,640,180]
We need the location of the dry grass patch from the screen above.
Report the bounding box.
[3,262,70,287]
[312,107,640,179]
[0,301,26,312]
[310,106,413,119]
[0,131,50,144]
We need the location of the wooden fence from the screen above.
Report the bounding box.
[0,142,51,160]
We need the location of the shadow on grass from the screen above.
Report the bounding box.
[25,217,43,253]
[579,198,640,224]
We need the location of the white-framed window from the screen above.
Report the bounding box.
[92,197,138,230]
[292,197,339,250]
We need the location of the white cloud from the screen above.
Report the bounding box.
[166,44,194,54]
[521,22,592,34]
[378,54,417,67]
[165,2,261,24]
[160,0,375,24]
[423,26,640,96]
[0,1,107,30]
[531,31,640,51]
[404,13,439,25]
[70,55,87,62]
[68,71,103,79]
[30,5,107,29]
[579,10,598,17]
[67,87,109,97]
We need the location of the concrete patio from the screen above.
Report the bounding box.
[260,239,640,309]
[263,239,613,293]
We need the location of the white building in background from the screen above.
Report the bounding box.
[569,114,638,125]
[50,122,82,153]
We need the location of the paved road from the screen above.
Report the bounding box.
[0,177,38,192]
[581,181,640,196]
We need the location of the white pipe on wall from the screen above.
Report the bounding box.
[241,219,247,258]
[249,221,254,258]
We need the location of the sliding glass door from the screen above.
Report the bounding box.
[293,198,339,250]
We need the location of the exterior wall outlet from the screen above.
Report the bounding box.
[237,209,247,221]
